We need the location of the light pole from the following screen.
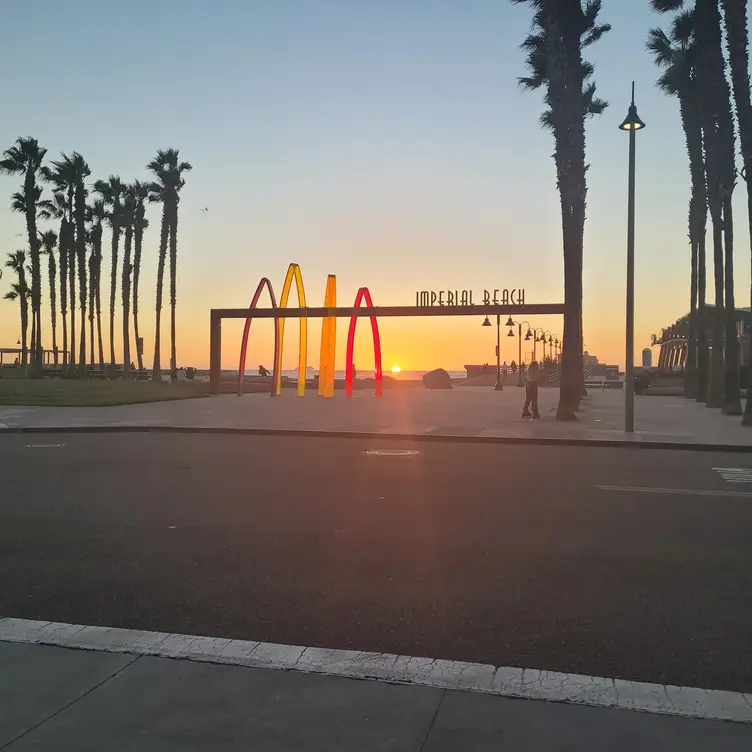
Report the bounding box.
[482,315,503,390]
[505,319,532,386]
[533,328,546,362]
[619,82,646,433]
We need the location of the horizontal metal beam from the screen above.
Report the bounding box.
[211,304,565,320]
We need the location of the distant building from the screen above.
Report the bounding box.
[642,348,652,368]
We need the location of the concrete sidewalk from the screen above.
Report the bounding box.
[1,388,750,448]
[1,640,751,751]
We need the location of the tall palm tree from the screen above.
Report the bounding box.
[147,149,192,381]
[121,184,136,379]
[647,13,709,400]
[653,0,739,411]
[4,250,29,365]
[131,181,152,372]
[511,0,610,420]
[44,153,80,370]
[94,176,124,370]
[720,0,752,424]
[65,153,91,376]
[1,138,47,373]
[3,283,31,366]
[39,230,59,365]
[88,199,107,366]
[39,191,71,368]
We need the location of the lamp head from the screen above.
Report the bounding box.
[619,82,646,131]
[507,329,514,337]
[524,331,532,341]
[482,316,492,327]
[505,316,515,327]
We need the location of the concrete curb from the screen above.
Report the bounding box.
[0,423,751,452]
[1,617,751,724]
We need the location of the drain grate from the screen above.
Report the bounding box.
[713,468,752,484]
[363,449,421,456]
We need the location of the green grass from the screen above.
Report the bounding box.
[0,376,209,406]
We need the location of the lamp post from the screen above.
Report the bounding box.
[482,315,503,390]
[533,328,546,362]
[505,319,532,386]
[619,82,646,434]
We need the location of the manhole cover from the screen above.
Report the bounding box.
[363,449,421,456]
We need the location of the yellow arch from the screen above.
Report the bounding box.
[274,263,308,396]
[318,275,337,397]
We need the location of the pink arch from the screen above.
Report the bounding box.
[238,277,279,397]
[345,287,382,398]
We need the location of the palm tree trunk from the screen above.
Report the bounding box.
[48,253,58,366]
[95,254,105,367]
[169,202,178,380]
[152,207,169,382]
[69,243,76,369]
[88,255,96,367]
[696,227,709,401]
[707,215,725,407]
[109,227,120,372]
[744,183,752,424]
[722,197,742,413]
[122,226,133,380]
[686,233,698,398]
[20,299,28,367]
[133,229,144,372]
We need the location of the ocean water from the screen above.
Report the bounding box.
[227,369,467,381]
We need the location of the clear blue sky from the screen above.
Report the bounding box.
[1,0,749,369]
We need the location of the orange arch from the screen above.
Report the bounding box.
[274,263,308,397]
[318,275,337,397]
[238,277,279,397]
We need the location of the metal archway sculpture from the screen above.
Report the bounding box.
[237,277,279,397]
[274,263,308,397]
[318,275,337,397]
[345,287,383,398]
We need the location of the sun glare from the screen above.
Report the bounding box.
[391,365,401,373]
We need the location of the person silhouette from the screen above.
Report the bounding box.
[522,361,540,419]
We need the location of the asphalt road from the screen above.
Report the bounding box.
[1,433,751,693]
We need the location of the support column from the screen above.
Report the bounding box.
[210,310,222,395]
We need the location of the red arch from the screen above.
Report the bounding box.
[345,287,382,398]
[238,277,279,397]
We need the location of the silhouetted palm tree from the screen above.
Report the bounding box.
[720,0,752,424]
[4,250,29,365]
[147,149,192,381]
[1,138,47,373]
[647,13,708,400]
[121,184,136,379]
[39,191,71,367]
[88,199,107,366]
[39,230,59,365]
[94,176,124,369]
[131,180,151,372]
[511,0,610,420]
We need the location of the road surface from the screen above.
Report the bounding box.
[1,433,751,692]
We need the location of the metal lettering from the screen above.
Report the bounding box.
[438,291,444,306]
[460,290,470,306]
[493,289,499,304]
[517,289,525,305]
[419,291,430,307]
[501,289,510,305]
[447,291,455,305]
[430,291,437,306]
[483,290,490,305]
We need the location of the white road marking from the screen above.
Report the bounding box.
[0,617,750,724]
[713,468,752,484]
[596,485,752,498]
[363,449,420,456]
[24,443,66,448]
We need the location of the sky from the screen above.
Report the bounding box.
[1,0,750,373]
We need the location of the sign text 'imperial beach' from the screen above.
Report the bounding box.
[415,289,526,307]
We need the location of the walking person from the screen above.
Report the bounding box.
[522,360,540,419]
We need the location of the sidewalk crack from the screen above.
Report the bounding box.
[419,689,447,752]
[0,653,142,750]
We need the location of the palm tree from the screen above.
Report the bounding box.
[131,181,152,372]
[511,0,610,420]
[720,1,752,424]
[39,191,71,368]
[1,138,47,373]
[39,230,59,365]
[647,13,709,400]
[147,149,192,381]
[94,176,124,370]
[88,199,107,366]
[44,153,80,370]
[121,184,136,379]
[4,250,29,365]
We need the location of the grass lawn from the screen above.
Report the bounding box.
[0,375,209,406]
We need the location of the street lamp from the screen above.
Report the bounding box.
[620,81,645,434]
[481,315,503,390]
[506,319,532,386]
[533,328,547,362]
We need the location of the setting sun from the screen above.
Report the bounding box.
[391,365,401,373]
